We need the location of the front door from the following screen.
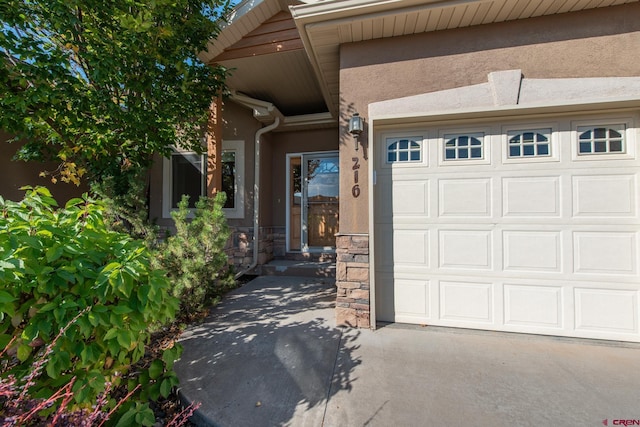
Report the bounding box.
[288,152,339,252]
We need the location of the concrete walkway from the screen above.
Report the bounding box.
[175,276,640,427]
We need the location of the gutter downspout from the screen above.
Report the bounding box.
[235,116,280,279]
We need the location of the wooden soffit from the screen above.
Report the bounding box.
[212,11,304,62]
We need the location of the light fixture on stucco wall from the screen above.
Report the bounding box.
[348,112,364,151]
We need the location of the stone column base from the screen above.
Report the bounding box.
[335,234,370,328]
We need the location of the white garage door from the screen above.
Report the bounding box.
[374,115,640,342]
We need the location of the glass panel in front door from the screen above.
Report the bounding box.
[304,155,339,248]
[289,157,302,251]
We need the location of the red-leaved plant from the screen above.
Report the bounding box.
[0,311,200,426]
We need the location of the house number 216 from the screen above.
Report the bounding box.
[351,157,360,198]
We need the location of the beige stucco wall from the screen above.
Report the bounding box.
[147,101,338,260]
[339,2,640,233]
[149,99,262,228]
[0,132,87,203]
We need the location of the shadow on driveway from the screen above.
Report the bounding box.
[176,275,640,427]
[175,276,359,426]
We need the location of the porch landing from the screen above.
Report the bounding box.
[259,259,336,278]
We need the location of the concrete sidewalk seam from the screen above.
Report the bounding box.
[321,326,343,427]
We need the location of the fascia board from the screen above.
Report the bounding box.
[290,8,338,118]
[202,0,282,64]
[290,0,487,118]
[282,112,336,126]
[370,98,640,127]
[223,0,268,26]
[291,0,450,22]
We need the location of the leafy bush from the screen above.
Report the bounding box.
[1,323,200,426]
[92,171,159,245]
[0,187,180,422]
[155,193,234,318]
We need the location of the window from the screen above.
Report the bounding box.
[444,134,483,160]
[578,125,625,154]
[387,138,422,163]
[507,130,551,158]
[162,140,245,219]
[170,152,206,209]
[221,151,236,209]
[221,140,245,219]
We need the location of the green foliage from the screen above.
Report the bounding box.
[0,0,230,194]
[156,193,234,317]
[93,171,159,245]
[0,187,180,412]
[114,402,156,427]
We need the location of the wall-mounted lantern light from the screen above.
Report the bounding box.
[348,112,364,151]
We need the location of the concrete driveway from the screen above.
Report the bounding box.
[174,276,640,427]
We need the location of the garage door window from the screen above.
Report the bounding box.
[444,134,483,160]
[508,130,551,158]
[387,138,422,163]
[578,125,625,155]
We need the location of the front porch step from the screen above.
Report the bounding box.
[260,260,336,278]
[283,252,337,263]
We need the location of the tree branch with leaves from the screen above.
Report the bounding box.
[0,0,230,196]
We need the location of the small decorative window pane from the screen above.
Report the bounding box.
[508,129,551,158]
[578,125,625,154]
[444,134,483,161]
[387,138,422,163]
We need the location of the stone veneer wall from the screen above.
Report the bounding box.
[225,226,277,271]
[272,226,286,258]
[225,227,253,269]
[335,234,370,328]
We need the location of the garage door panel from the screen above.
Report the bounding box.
[375,176,429,223]
[375,224,431,272]
[439,281,493,323]
[573,174,636,217]
[439,230,492,270]
[375,274,432,322]
[575,288,638,334]
[374,223,394,272]
[438,178,492,217]
[393,230,430,267]
[573,231,637,275]
[503,231,562,272]
[375,272,395,322]
[502,176,561,217]
[395,279,430,319]
[374,117,640,342]
[504,284,563,328]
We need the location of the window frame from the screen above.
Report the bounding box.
[438,129,490,166]
[162,140,245,219]
[501,124,558,164]
[162,150,206,219]
[577,124,625,155]
[572,118,635,162]
[507,129,551,158]
[221,140,245,219]
[379,131,427,169]
[385,136,424,164]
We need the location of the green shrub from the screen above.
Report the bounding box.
[156,193,234,318]
[92,171,159,245]
[0,187,180,422]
